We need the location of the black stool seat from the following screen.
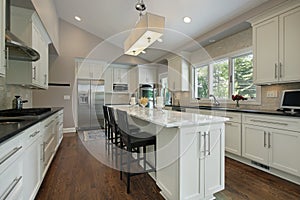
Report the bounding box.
[116,109,156,194]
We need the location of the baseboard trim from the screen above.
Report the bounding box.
[63,127,76,133]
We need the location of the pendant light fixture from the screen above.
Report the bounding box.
[124,0,165,56]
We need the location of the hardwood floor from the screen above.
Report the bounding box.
[36,133,300,200]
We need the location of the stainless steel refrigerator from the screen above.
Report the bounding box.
[77,79,105,130]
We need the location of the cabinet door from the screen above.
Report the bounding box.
[113,68,128,84]
[269,128,300,176]
[205,125,224,196]
[279,7,300,82]
[104,68,113,92]
[253,17,279,84]
[0,0,5,77]
[168,57,180,91]
[23,133,41,200]
[225,122,242,156]
[242,124,269,165]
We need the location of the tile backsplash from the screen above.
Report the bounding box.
[0,77,32,110]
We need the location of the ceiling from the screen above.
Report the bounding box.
[12,0,283,62]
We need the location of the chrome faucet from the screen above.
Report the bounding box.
[209,94,220,106]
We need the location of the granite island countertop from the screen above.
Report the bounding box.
[0,107,63,144]
[111,105,228,128]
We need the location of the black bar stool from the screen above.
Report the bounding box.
[116,109,156,194]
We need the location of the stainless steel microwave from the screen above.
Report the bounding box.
[113,84,128,92]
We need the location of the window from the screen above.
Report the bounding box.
[194,52,257,101]
[212,59,229,99]
[195,65,209,98]
[232,54,255,99]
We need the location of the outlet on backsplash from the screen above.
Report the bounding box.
[266,90,277,98]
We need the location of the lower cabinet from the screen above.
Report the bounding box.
[185,108,242,156]
[0,109,64,200]
[0,133,24,200]
[242,114,300,177]
[157,124,225,200]
[22,123,42,200]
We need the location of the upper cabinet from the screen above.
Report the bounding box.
[252,4,300,85]
[113,67,129,84]
[167,56,189,91]
[137,65,157,84]
[0,0,5,77]
[76,58,106,80]
[6,7,51,89]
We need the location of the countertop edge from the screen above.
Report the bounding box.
[0,107,64,145]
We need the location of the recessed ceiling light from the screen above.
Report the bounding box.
[141,50,146,54]
[183,16,192,24]
[75,16,82,21]
[209,39,216,43]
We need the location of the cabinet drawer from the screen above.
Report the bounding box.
[198,109,241,123]
[0,157,23,200]
[0,134,23,174]
[23,123,41,148]
[242,113,300,132]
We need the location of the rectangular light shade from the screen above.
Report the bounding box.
[124,12,165,56]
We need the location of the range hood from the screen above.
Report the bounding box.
[5,0,40,62]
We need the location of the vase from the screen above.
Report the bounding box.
[236,100,240,108]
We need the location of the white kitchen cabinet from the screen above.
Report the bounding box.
[76,58,106,80]
[113,67,128,84]
[167,56,189,91]
[138,66,157,84]
[0,129,24,200]
[40,113,57,178]
[252,5,300,84]
[186,108,242,156]
[6,7,51,89]
[242,113,300,177]
[0,0,5,77]
[104,67,113,92]
[0,156,23,200]
[22,123,42,200]
[157,124,224,200]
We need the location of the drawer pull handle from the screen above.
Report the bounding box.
[268,132,271,148]
[45,120,54,128]
[250,119,288,126]
[30,130,40,138]
[0,146,22,165]
[0,176,22,200]
[263,131,267,147]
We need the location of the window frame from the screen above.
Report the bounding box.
[192,48,261,105]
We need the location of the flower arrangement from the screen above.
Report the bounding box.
[139,97,149,107]
[232,94,247,107]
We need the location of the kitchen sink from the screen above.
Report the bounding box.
[0,108,51,117]
[0,118,25,125]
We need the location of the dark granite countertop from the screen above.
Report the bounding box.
[166,105,300,118]
[0,107,63,144]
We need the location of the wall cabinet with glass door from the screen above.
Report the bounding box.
[6,7,51,89]
[252,4,300,85]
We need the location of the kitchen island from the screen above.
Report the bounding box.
[112,105,228,200]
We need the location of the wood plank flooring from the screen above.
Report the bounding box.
[36,133,300,200]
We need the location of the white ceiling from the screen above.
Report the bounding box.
[13,0,278,61]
